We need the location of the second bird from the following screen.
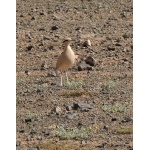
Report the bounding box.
[56,38,76,86]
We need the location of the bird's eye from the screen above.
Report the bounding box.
[63,40,68,43]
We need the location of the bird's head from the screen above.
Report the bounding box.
[62,38,73,46]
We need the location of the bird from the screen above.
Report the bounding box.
[56,38,76,86]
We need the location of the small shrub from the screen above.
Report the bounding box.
[101,103,126,113]
[52,125,99,140]
[64,79,84,90]
[113,126,133,134]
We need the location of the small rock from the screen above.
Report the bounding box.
[66,105,72,111]
[73,102,93,111]
[54,106,62,115]
[43,36,50,40]
[30,129,36,135]
[26,45,33,51]
[111,118,117,121]
[16,141,21,146]
[36,136,42,140]
[78,61,89,71]
[38,27,45,31]
[85,56,97,66]
[48,45,54,50]
[87,66,93,70]
[41,62,48,70]
[97,142,106,148]
[115,43,122,46]
[25,70,29,75]
[122,33,130,39]
[107,46,115,51]
[31,16,35,20]
[83,39,91,47]
[81,140,86,144]
[121,117,132,123]
[25,118,32,123]
[47,71,57,77]
[51,26,59,30]
[66,112,77,119]
[44,131,50,136]
[19,129,25,133]
[103,125,109,131]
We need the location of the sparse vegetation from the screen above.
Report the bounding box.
[112,126,133,134]
[16,76,26,85]
[102,80,117,94]
[24,112,38,119]
[37,83,49,91]
[52,125,99,140]
[64,79,84,90]
[101,103,126,113]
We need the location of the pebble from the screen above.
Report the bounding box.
[81,140,86,144]
[103,125,109,131]
[51,25,59,30]
[107,46,115,51]
[85,56,97,66]
[78,61,89,71]
[83,39,91,47]
[16,141,21,146]
[25,118,32,123]
[73,102,93,111]
[41,62,48,70]
[25,70,29,75]
[66,105,72,111]
[66,112,77,119]
[47,71,57,77]
[111,118,117,121]
[53,106,62,115]
[26,45,33,51]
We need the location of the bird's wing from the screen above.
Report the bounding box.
[56,54,65,70]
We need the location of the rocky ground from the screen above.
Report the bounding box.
[16,0,133,149]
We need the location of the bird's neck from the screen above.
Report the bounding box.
[64,45,72,52]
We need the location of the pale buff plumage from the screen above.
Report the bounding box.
[56,38,76,86]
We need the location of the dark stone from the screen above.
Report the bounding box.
[107,46,115,51]
[111,118,117,121]
[85,56,97,66]
[73,102,93,111]
[26,45,33,51]
[19,129,25,133]
[25,118,32,123]
[47,71,57,77]
[103,125,109,131]
[51,26,59,30]
[66,105,72,111]
[78,61,88,71]
[16,141,21,146]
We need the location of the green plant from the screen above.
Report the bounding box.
[24,112,38,119]
[16,76,26,85]
[52,125,99,140]
[37,83,49,91]
[102,80,117,92]
[64,79,84,90]
[101,103,126,113]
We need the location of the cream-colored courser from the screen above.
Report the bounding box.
[56,38,76,86]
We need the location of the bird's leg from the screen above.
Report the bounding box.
[60,71,63,86]
[65,71,70,84]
